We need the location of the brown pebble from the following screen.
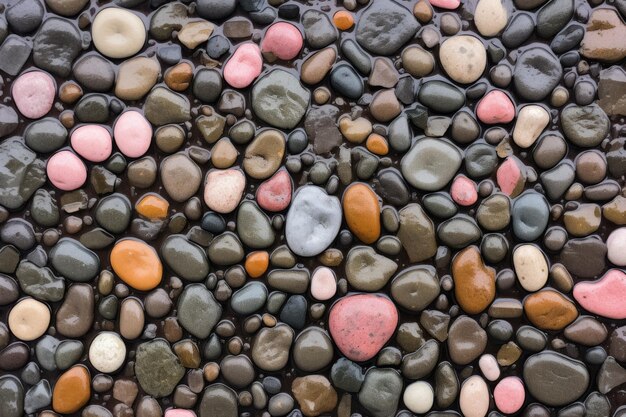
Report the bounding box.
[524,289,578,331]
[59,82,83,104]
[173,339,201,368]
[119,297,145,340]
[113,379,138,407]
[164,62,194,91]
[413,0,433,22]
[204,362,220,382]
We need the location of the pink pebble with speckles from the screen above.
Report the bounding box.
[71,125,113,162]
[573,269,626,319]
[12,70,56,119]
[429,0,461,9]
[224,43,263,89]
[261,22,303,61]
[310,267,337,301]
[113,110,152,158]
[256,169,293,212]
[165,410,196,417]
[476,90,515,124]
[494,377,525,414]
[47,151,87,191]
[450,175,478,206]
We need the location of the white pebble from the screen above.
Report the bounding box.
[89,332,127,373]
[403,381,434,414]
[460,375,490,417]
[479,354,500,381]
[513,244,548,291]
[92,8,146,59]
[474,0,508,37]
[607,227,626,266]
[512,105,550,148]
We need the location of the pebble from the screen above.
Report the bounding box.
[52,365,90,414]
[494,377,525,414]
[513,105,550,148]
[329,294,398,362]
[561,104,610,148]
[204,169,246,213]
[459,376,489,417]
[224,43,262,88]
[397,203,437,263]
[310,267,336,301]
[262,22,302,60]
[358,368,403,417]
[160,153,201,202]
[291,375,337,417]
[448,316,487,365]
[12,70,55,119]
[355,0,418,55]
[252,324,293,371]
[178,20,214,49]
[476,90,515,124]
[401,138,462,191]
[580,8,626,62]
[403,381,433,414]
[301,48,336,85]
[474,0,508,37]
[243,129,285,179]
[452,246,495,314]
[252,69,310,129]
[135,339,184,398]
[513,244,548,291]
[92,8,146,58]
[8,298,50,341]
[115,57,160,101]
[70,125,112,163]
[177,284,221,338]
[110,239,162,291]
[573,269,626,319]
[88,332,126,373]
[514,47,562,101]
[524,289,578,330]
[161,235,210,281]
[439,35,487,84]
[33,17,82,77]
[113,111,152,158]
[342,183,380,244]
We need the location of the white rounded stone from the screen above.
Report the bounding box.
[439,35,487,84]
[460,375,490,417]
[607,227,626,266]
[403,381,434,414]
[92,8,146,59]
[89,331,127,373]
[513,105,550,148]
[8,298,50,341]
[513,244,549,292]
[479,354,500,381]
[474,0,508,37]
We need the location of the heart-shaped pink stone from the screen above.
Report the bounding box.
[329,293,398,362]
[573,269,626,319]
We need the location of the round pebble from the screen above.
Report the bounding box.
[12,71,55,119]
[92,8,146,59]
[88,332,126,373]
[47,151,87,191]
[70,125,112,162]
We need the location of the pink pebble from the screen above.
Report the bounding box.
[164,410,196,417]
[494,377,525,414]
[113,110,152,158]
[573,269,626,319]
[47,150,87,191]
[429,0,461,9]
[450,175,478,206]
[224,43,263,89]
[256,169,292,212]
[496,157,525,196]
[310,267,337,301]
[329,293,398,362]
[476,90,515,124]
[478,354,500,381]
[12,70,56,119]
[261,22,303,61]
[71,125,113,162]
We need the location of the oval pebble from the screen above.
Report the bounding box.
[92,8,146,59]
[47,151,87,191]
[113,111,152,158]
[12,71,56,119]
[70,125,112,163]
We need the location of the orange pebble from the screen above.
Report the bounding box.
[334,11,354,30]
[245,251,269,278]
[53,365,91,414]
[342,183,381,244]
[366,133,389,155]
[136,193,170,219]
[110,239,163,291]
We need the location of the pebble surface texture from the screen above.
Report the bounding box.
[1,0,626,417]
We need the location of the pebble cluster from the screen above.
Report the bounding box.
[0,0,626,417]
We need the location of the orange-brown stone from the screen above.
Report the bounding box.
[136,193,169,219]
[110,239,163,291]
[164,62,194,91]
[53,365,91,414]
[292,375,338,417]
[524,289,578,331]
[342,183,381,244]
[245,251,269,278]
[452,246,496,314]
[366,133,389,155]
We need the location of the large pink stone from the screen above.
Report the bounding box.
[329,293,398,362]
[494,377,525,414]
[261,22,303,61]
[573,269,626,319]
[12,70,56,119]
[224,43,263,89]
[429,0,461,9]
[256,169,292,212]
[113,111,152,158]
[71,125,113,162]
[476,90,515,124]
[47,150,87,191]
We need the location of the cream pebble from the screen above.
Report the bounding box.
[459,375,490,417]
[204,169,246,214]
[607,227,626,266]
[513,244,549,291]
[513,105,550,148]
[71,125,113,162]
[178,20,215,49]
[474,0,508,37]
[47,150,88,191]
[479,354,500,381]
[8,298,50,341]
[403,381,434,414]
[113,110,153,158]
[310,267,337,301]
[439,35,487,84]
[92,8,146,59]
[89,332,127,373]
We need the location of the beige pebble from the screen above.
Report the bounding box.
[513,244,548,292]
[178,20,215,49]
[339,117,372,143]
[301,47,336,85]
[89,332,127,373]
[8,298,50,341]
[459,375,490,417]
[439,35,486,84]
[204,169,246,214]
[401,46,434,77]
[474,0,508,37]
[211,138,239,169]
[512,105,550,148]
[92,8,146,59]
[119,297,145,340]
[115,57,161,101]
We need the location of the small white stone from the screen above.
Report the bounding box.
[439,35,487,84]
[479,354,500,381]
[310,267,337,301]
[607,227,626,266]
[92,8,146,59]
[513,244,549,291]
[460,375,490,417]
[474,0,508,37]
[89,332,127,373]
[403,381,434,414]
[513,105,550,148]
